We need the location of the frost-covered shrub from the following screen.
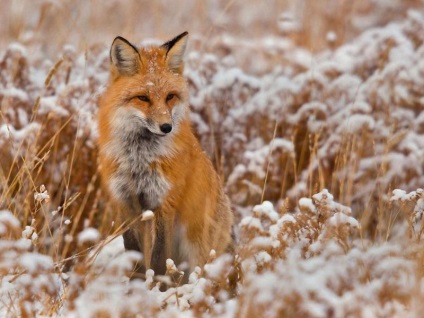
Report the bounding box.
[65,250,163,317]
[0,42,106,259]
[237,192,418,318]
[238,243,415,318]
[0,210,59,317]
[391,188,424,240]
[186,12,424,220]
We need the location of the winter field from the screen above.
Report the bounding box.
[1,1,424,317]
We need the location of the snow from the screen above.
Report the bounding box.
[1,87,29,101]
[92,235,125,268]
[391,189,408,201]
[22,224,38,244]
[38,96,70,117]
[391,188,423,202]
[33,185,50,202]
[141,210,155,221]
[77,228,100,245]
[328,212,359,228]
[341,114,375,133]
[188,266,202,284]
[0,122,41,144]
[254,251,272,266]
[204,254,233,280]
[0,210,20,233]
[5,42,27,57]
[253,201,279,221]
[299,197,316,213]
[312,189,334,207]
[240,216,263,231]
[326,31,337,43]
[19,252,54,274]
[166,258,178,273]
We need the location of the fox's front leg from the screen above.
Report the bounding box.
[118,195,153,277]
[150,212,174,276]
[122,219,153,276]
[122,226,145,276]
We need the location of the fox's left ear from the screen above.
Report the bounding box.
[162,31,188,74]
[110,36,141,76]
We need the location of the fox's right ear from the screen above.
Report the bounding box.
[162,32,188,74]
[110,36,141,76]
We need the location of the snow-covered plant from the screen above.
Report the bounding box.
[0,211,59,317]
[237,192,416,318]
[391,188,424,240]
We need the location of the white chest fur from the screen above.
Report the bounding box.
[103,109,176,211]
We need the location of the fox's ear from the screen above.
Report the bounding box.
[162,31,188,74]
[110,36,140,76]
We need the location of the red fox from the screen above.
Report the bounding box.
[98,32,233,279]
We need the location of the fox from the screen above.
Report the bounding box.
[97,31,234,280]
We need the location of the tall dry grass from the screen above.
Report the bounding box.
[0,1,424,317]
[1,0,423,58]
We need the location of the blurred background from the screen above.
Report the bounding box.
[2,0,423,59]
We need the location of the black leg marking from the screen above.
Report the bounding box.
[123,229,146,277]
[123,229,140,251]
[151,219,167,277]
[138,192,148,210]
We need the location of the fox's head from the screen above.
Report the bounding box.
[104,32,189,138]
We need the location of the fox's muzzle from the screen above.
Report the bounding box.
[160,123,172,134]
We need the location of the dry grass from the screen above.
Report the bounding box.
[0,1,424,317]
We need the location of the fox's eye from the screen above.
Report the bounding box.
[137,95,150,103]
[166,94,176,102]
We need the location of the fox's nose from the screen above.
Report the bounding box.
[160,123,172,134]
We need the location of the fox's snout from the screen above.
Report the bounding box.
[145,110,174,135]
[160,123,172,134]
[143,118,173,136]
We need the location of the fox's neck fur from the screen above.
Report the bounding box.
[108,105,184,162]
[103,107,190,211]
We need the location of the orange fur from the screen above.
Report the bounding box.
[98,32,233,278]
